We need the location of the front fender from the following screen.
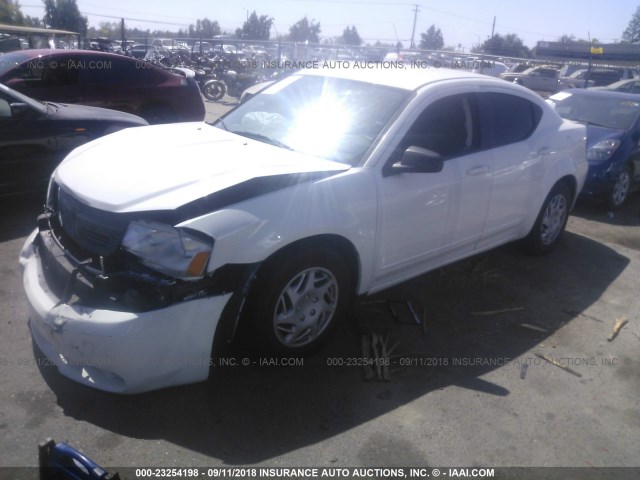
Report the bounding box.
[178,168,379,294]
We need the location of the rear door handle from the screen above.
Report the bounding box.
[466,165,490,176]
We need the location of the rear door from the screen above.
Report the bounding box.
[475,90,546,249]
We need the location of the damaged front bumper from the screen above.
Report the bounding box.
[19,228,232,394]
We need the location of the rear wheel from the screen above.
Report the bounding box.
[608,166,632,209]
[523,182,571,254]
[242,246,354,355]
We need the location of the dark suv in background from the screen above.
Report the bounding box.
[0,50,205,124]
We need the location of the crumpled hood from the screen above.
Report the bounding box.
[55,123,351,212]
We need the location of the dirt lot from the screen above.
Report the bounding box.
[0,98,638,475]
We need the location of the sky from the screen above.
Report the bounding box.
[18,0,640,50]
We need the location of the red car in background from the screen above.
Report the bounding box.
[0,49,205,124]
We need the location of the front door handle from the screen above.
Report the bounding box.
[538,146,551,156]
[466,165,490,176]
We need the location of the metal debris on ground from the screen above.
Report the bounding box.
[388,300,422,325]
[519,323,549,333]
[361,333,393,382]
[563,309,604,323]
[607,316,628,342]
[422,304,428,335]
[535,353,582,378]
[361,335,375,381]
[470,307,524,317]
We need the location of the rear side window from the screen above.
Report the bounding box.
[479,92,542,149]
[3,55,79,88]
[80,56,149,85]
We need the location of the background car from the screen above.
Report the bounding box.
[0,49,205,124]
[558,69,623,90]
[594,78,640,94]
[0,82,147,196]
[500,65,560,92]
[548,88,640,208]
[471,61,508,77]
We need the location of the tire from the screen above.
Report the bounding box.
[242,246,354,355]
[523,182,571,254]
[608,166,632,210]
[203,80,226,102]
[140,104,177,124]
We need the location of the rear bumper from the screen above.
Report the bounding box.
[20,229,231,394]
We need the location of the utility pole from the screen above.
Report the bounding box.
[491,16,496,38]
[410,4,419,49]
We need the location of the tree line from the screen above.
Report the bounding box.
[3,0,640,53]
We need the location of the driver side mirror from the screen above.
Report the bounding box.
[0,98,12,118]
[385,146,444,176]
[10,102,30,117]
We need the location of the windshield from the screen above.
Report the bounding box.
[0,52,30,77]
[0,82,47,114]
[549,92,640,130]
[215,74,410,165]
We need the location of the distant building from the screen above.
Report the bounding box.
[536,41,640,64]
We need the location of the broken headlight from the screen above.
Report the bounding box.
[121,220,213,280]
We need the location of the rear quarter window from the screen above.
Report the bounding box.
[79,56,149,85]
[479,92,543,149]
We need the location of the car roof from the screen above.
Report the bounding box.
[562,88,640,101]
[7,49,129,60]
[299,64,504,92]
[607,78,639,87]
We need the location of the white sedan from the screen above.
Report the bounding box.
[20,65,587,393]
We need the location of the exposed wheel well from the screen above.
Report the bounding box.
[212,234,361,349]
[557,175,577,204]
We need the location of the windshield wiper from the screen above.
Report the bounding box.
[214,117,228,130]
[565,116,613,129]
[585,120,613,129]
[231,130,293,150]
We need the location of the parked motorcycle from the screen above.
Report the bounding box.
[203,69,265,102]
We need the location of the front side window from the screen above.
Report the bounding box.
[397,93,477,160]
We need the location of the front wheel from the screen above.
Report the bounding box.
[203,80,226,101]
[609,166,632,209]
[242,246,354,355]
[523,182,571,254]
